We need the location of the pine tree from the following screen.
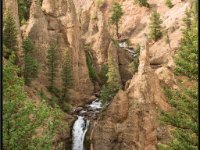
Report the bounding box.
[165,0,173,8]
[98,64,108,85]
[47,43,59,92]
[175,11,197,80]
[62,48,73,101]
[158,6,198,150]
[183,8,192,30]
[149,10,163,41]
[18,0,31,25]
[86,51,98,82]
[22,38,39,85]
[3,10,18,59]
[3,53,65,149]
[100,42,121,104]
[135,0,149,7]
[110,2,123,39]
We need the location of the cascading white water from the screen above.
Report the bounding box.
[72,116,89,150]
[72,99,102,150]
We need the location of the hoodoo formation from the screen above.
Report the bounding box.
[3,0,198,150]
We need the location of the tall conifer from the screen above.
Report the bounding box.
[47,44,58,91]
[22,38,39,85]
[110,2,123,39]
[149,10,163,41]
[62,48,73,101]
[3,10,18,58]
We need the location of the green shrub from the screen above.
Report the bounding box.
[134,0,149,7]
[100,82,120,105]
[128,58,139,74]
[97,0,105,8]
[135,43,141,53]
[47,86,61,98]
[62,102,72,113]
[92,15,98,21]
[165,0,173,8]
[38,89,48,101]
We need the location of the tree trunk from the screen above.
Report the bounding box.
[116,23,119,39]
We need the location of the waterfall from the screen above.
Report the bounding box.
[71,99,102,150]
[72,116,89,150]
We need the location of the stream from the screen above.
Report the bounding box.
[71,99,102,150]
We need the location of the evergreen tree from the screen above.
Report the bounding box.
[149,10,163,41]
[135,0,149,7]
[98,64,108,85]
[158,6,198,150]
[100,42,121,104]
[62,48,73,101]
[47,43,59,92]
[175,11,197,80]
[22,38,39,85]
[3,10,18,59]
[18,0,31,25]
[165,0,173,8]
[86,51,98,82]
[3,53,66,149]
[110,2,123,39]
[183,8,192,30]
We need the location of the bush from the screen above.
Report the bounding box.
[47,86,61,98]
[135,0,149,7]
[97,0,105,8]
[63,102,72,113]
[135,43,141,53]
[100,82,121,105]
[165,0,173,8]
[92,15,98,21]
[128,58,139,74]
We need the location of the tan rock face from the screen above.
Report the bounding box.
[107,90,129,123]
[91,39,169,150]
[23,0,94,105]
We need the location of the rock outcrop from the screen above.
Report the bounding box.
[91,35,169,150]
[23,0,94,105]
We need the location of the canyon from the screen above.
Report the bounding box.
[3,0,192,149]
